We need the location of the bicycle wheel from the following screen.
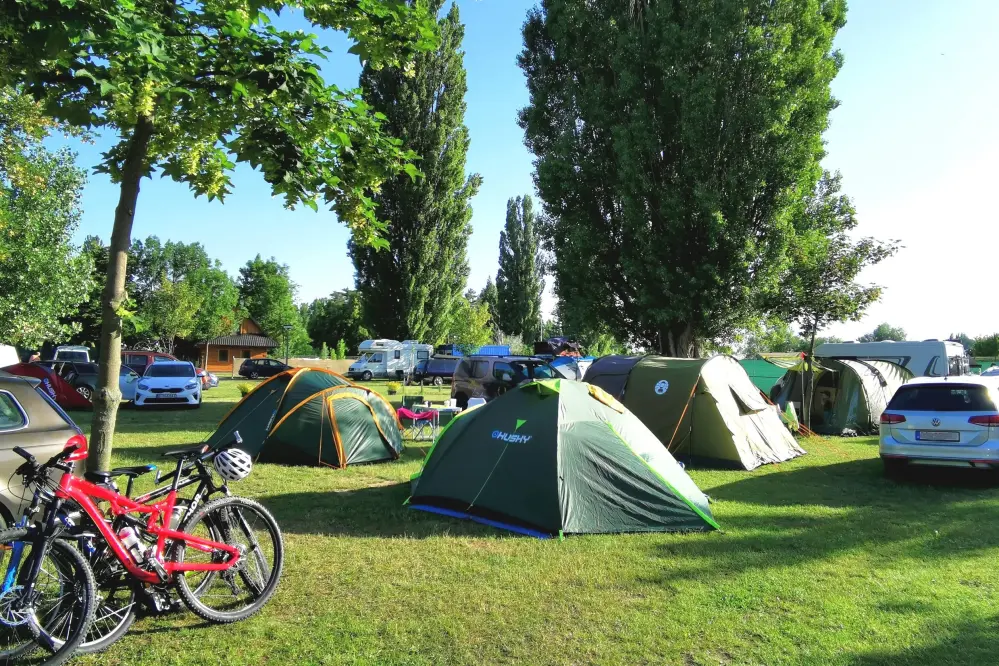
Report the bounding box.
[72,568,136,655]
[0,528,96,666]
[172,496,283,624]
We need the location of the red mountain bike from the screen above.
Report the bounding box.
[1,436,283,663]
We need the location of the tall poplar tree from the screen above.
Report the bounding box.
[519,0,848,356]
[351,2,482,344]
[496,195,543,340]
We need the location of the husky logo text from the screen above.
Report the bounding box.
[492,419,531,443]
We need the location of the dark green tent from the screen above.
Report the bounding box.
[408,379,718,537]
[206,368,403,467]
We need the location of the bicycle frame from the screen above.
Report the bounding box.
[55,473,240,585]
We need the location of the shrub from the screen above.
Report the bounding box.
[335,338,348,360]
[319,342,330,360]
[386,381,402,395]
[237,383,253,397]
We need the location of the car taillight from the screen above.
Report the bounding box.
[880,413,906,424]
[969,415,999,426]
[65,433,89,461]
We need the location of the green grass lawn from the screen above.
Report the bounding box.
[67,380,999,665]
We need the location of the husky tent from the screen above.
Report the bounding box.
[205,368,402,467]
[408,379,718,537]
[770,358,911,435]
[583,356,804,470]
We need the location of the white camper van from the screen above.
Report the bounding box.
[347,339,433,380]
[814,340,968,377]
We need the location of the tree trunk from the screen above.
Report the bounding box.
[804,320,818,432]
[88,116,153,474]
[663,324,697,358]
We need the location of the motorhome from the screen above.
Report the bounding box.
[347,340,433,380]
[814,340,968,377]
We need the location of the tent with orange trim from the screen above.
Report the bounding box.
[205,367,403,468]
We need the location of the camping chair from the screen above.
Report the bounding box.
[397,406,437,441]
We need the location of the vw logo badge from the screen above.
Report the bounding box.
[654,380,670,395]
[931,418,941,427]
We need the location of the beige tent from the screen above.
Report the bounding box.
[583,355,805,470]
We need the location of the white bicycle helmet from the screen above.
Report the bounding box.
[213,448,253,481]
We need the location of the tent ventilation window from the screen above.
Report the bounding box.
[730,388,765,415]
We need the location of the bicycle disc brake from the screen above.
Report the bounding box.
[0,586,32,627]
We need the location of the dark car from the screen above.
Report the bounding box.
[414,356,461,386]
[239,358,291,380]
[0,373,85,527]
[451,355,556,408]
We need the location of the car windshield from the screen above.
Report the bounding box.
[356,354,368,364]
[145,364,195,378]
[888,384,996,412]
[529,363,555,379]
[57,351,88,362]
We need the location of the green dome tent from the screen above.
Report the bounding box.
[206,368,403,468]
[770,358,912,435]
[408,379,718,538]
[583,356,804,470]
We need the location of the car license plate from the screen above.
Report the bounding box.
[915,430,961,442]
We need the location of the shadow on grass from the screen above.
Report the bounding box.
[261,482,505,539]
[638,459,999,584]
[849,615,999,665]
[709,458,999,509]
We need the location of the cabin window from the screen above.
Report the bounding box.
[394,350,401,360]
[218,349,229,362]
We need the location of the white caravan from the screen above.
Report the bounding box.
[347,340,433,380]
[814,340,968,377]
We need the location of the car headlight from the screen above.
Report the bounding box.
[185,382,198,391]
[138,383,149,391]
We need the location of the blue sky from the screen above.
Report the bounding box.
[62,0,998,342]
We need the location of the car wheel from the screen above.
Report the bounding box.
[76,385,93,401]
[361,371,373,381]
[883,458,907,479]
[249,371,259,380]
[433,376,443,387]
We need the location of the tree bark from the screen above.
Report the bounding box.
[663,324,696,358]
[88,116,154,474]
[804,318,818,432]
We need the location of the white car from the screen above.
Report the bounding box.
[135,361,202,408]
[879,376,999,474]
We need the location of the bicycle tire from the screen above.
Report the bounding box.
[0,528,97,666]
[171,496,283,624]
[70,570,136,655]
